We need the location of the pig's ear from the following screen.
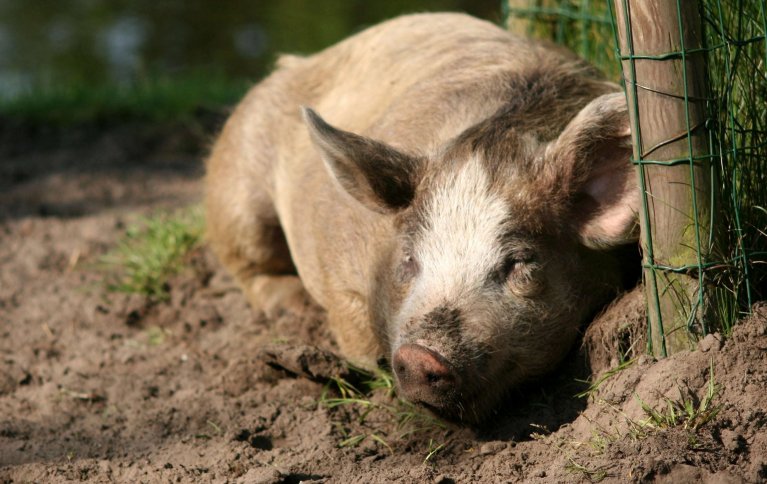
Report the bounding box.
[302,107,423,214]
[546,93,639,249]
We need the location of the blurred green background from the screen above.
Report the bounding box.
[0,1,500,102]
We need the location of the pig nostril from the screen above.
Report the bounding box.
[393,343,456,392]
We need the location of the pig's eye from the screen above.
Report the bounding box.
[502,258,544,297]
[398,253,420,281]
[501,259,521,277]
[500,258,526,279]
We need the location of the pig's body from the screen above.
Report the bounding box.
[206,13,638,422]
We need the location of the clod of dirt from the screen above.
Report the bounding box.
[236,467,282,484]
[720,429,746,453]
[235,468,326,484]
[257,344,350,382]
[434,475,456,484]
[655,464,743,484]
[112,293,154,327]
[233,429,274,450]
[583,285,646,375]
[0,361,32,395]
[698,333,724,353]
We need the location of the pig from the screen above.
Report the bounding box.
[205,13,639,422]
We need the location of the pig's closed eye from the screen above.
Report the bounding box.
[398,253,420,281]
[500,258,526,279]
[502,257,544,297]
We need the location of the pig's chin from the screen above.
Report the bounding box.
[392,370,499,424]
[402,385,499,424]
[408,395,457,417]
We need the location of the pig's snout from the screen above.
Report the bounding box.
[393,344,458,406]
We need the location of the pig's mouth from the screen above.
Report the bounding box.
[405,387,486,423]
[396,386,462,419]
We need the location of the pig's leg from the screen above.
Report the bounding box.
[327,296,383,368]
[206,169,309,315]
[235,222,310,316]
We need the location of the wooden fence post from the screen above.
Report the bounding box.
[612,0,713,356]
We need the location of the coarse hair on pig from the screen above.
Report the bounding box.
[205,12,639,423]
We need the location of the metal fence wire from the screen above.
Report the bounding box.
[503,0,767,356]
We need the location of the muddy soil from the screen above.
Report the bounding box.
[1,119,766,483]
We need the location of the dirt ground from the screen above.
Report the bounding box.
[1,118,766,483]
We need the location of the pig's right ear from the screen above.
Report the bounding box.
[302,107,423,214]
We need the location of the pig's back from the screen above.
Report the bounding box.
[236,12,604,185]
[300,13,565,149]
[235,13,608,308]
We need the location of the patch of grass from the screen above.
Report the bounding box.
[100,206,204,301]
[0,73,249,125]
[585,428,613,454]
[575,358,636,399]
[532,426,615,482]
[559,360,721,476]
[206,420,223,435]
[636,360,722,431]
[504,0,620,81]
[338,433,366,448]
[423,438,446,464]
[145,326,169,346]
[565,457,611,483]
[320,367,449,459]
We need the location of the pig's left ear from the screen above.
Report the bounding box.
[546,92,639,249]
[302,107,423,214]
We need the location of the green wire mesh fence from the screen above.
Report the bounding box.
[503,0,767,356]
[504,0,619,78]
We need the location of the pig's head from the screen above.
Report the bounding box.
[303,92,638,423]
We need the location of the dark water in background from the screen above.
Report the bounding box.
[0,0,501,98]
